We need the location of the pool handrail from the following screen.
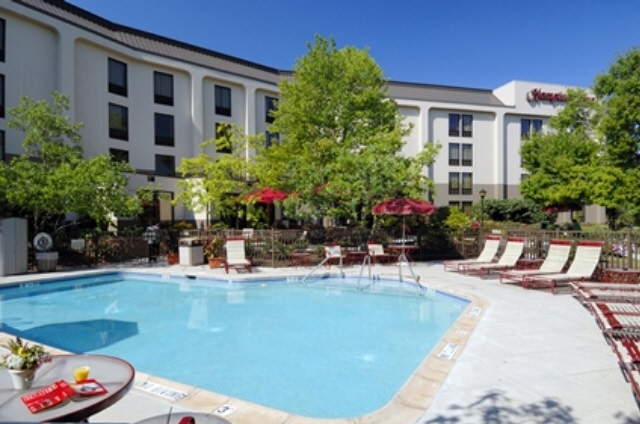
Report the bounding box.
[356,254,374,291]
[397,253,425,296]
[302,256,344,284]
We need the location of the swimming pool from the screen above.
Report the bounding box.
[0,272,469,419]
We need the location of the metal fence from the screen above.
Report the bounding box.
[48,227,640,271]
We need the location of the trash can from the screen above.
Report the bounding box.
[179,237,204,266]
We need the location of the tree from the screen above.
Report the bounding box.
[260,35,439,226]
[0,92,141,235]
[520,89,601,213]
[174,124,257,226]
[592,48,640,226]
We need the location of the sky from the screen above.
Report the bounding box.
[65,0,640,90]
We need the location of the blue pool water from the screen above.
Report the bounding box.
[0,272,468,418]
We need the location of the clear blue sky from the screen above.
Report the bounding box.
[66,0,640,89]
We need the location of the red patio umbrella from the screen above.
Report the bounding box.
[372,197,437,245]
[243,188,288,226]
[243,188,288,204]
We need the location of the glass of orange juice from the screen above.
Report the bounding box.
[73,366,90,382]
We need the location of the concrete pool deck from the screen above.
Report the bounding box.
[2,261,640,423]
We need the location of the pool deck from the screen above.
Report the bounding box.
[2,261,640,423]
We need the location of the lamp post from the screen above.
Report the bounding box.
[479,188,487,228]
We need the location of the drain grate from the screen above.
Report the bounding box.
[137,380,187,401]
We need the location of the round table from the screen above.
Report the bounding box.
[387,245,418,262]
[0,354,135,422]
[136,412,232,424]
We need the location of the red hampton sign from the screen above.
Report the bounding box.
[526,88,567,103]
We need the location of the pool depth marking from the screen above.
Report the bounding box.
[437,343,459,361]
[138,381,187,401]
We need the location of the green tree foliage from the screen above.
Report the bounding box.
[0,92,141,234]
[482,199,545,224]
[260,35,439,226]
[522,49,640,228]
[174,124,257,224]
[592,49,640,226]
[520,89,601,212]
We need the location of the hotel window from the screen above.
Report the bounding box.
[461,144,473,166]
[154,113,175,146]
[0,74,4,118]
[521,118,542,138]
[154,72,174,106]
[215,122,232,153]
[155,154,175,177]
[461,202,473,215]
[448,114,460,136]
[448,201,460,209]
[108,58,128,97]
[0,130,4,162]
[0,18,5,62]
[215,85,231,116]
[448,172,460,195]
[265,96,279,147]
[448,143,460,166]
[462,172,473,195]
[449,113,473,137]
[109,148,129,164]
[462,115,473,137]
[108,103,128,140]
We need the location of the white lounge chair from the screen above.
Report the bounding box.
[444,235,501,272]
[522,240,603,293]
[324,244,345,268]
[462,237,526,276]
[367,242,391,264]
[224,237,252,274]
[499,239,573,285]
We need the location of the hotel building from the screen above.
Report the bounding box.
[0,0,604,226]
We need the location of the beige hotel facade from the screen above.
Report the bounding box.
[0,0,605,226]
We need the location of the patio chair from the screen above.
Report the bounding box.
[324,243,345,268]
[522,240,603,294]
[499,239,573,285]
[444,235,501,272]
[224,237,252,274]
[367,242,392,265]
[461,237,526,276]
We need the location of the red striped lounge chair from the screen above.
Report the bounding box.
[522,240,604,294]
[500,239,573,285]
[443,235,501,272]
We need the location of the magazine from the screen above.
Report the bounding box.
[69,379,108,396]
[20,380,75,413]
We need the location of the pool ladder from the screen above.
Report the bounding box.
[397,253,426,296]
[302,255,344,285]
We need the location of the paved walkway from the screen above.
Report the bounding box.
[3,261,640,423]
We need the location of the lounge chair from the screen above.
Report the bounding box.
[522,240,603,293]
[461,237,526,276]
[571,282,640,304]
[444,235,501,272]
[224,237,252,274]
[324,244,345,268]
[499,239,573,285]
[367,242,392,264]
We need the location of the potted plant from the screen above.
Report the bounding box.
[1,337,51,389]
[204,236,225,269]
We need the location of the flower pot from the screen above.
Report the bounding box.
[7,368,36,389]
[167,253,179,265]
[208,257,223,269]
